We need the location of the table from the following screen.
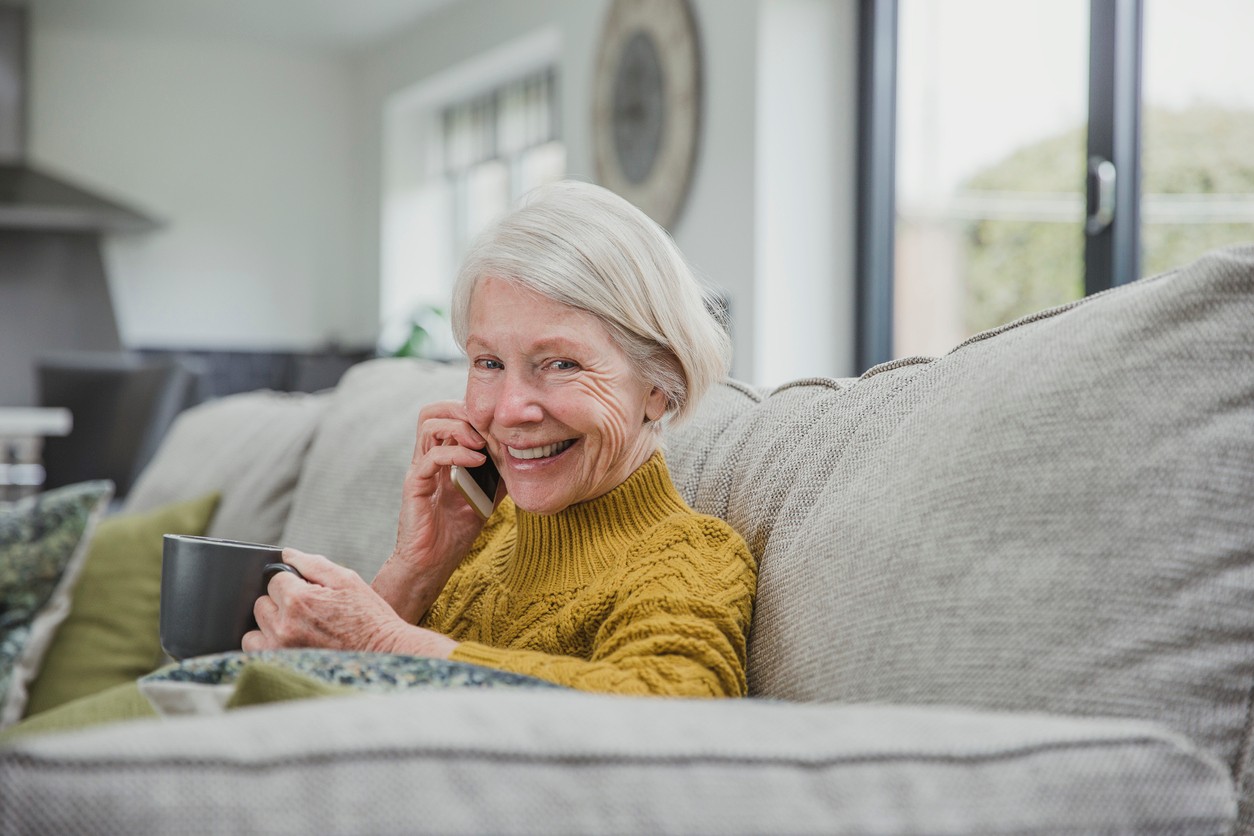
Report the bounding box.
[0,407,73,500]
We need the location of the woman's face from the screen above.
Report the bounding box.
[464,277,667,515]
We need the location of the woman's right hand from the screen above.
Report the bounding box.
[371,400,502,624]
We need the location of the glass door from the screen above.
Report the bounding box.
[1141,0,1254,275]
[893,0,1090,358]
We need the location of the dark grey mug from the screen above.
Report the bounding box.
[159,534,303,661]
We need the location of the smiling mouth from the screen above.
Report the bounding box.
[507,439,576,460]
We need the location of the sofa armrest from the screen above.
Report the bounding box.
[0,691,1233,834]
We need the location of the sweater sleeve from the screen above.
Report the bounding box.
[448,516,756,698]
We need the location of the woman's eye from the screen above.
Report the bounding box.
[549,360,579,371]
[475,358,504,370]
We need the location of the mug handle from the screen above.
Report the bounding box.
[262,562,306,582]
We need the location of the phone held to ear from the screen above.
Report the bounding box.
[450,452,501,520]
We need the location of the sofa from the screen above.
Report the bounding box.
[1,245,1252,834]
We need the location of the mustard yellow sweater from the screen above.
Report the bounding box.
[422,452,756,697]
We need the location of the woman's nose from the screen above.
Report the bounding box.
[493,372,545,427]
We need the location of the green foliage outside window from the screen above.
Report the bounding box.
[960,106,1254,335]
[391,305,448,359]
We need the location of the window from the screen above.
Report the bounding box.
[1141,0,1254,275]
[443,69,565,256]
[857,0,1254,368]
[893,0,1088,359]
[380,57,565,357]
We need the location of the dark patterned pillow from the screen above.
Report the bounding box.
[0,481,114,726]
[139,649,560,713]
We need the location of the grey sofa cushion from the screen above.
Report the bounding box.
[663,378,763,510]
[0,690,1233,834]
[279,358,468,579]
[721,246,1254,806]
[123,390,329,546]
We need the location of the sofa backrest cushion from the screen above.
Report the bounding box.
[716,246,1254,796]
[663,378,763,509]
[124,390,329,546]
[279,359,469,579]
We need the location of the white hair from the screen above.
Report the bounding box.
[451,180,731,427]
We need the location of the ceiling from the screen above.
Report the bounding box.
[20,0,464,51]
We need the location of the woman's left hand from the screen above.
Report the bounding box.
[242,548,457,658]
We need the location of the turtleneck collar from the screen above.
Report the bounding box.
[498,450,689,592]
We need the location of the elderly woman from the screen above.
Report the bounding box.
[243,181,757,698]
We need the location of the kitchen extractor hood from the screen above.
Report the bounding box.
[0,5,158,233]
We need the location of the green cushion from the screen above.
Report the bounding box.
[225,662,352,709]
[23,493,220,717]
[0,661,345,745]
[0,681,156,744]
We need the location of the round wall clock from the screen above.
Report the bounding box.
[592,0,702,231]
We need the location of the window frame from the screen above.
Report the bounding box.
[1085,0,1144,294]
[855,0,898,373]
[441,67,563,256]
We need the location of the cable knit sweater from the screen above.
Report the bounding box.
[421,451,756,697]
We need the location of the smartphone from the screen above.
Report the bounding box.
[450,452,501,520]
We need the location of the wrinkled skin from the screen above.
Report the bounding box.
[242,277,666,655]
[462,277,667,516]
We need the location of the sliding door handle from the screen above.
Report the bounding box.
[1086,156,1117,236]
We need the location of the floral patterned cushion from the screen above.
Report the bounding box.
[0,481,114,726]
[141,649,562,695]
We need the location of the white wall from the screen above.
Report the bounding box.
[27,0,861,379]
[28,26,362,350]
[358,0,859,382]
[357,0,766,380]
[755,0,857,385]
[676,0,761,379]
[377,25,562,356]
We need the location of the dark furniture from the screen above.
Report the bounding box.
[37,352,203,498]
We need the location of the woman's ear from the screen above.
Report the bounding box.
[644,387,667,424]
